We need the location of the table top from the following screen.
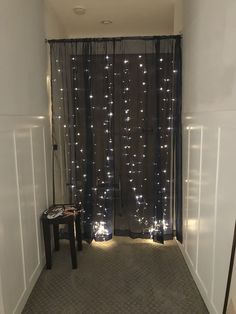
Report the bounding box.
[41,204,81,222]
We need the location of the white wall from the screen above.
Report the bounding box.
[0,0,52,313]
[180,0,236,313]
[44,0,66,39]
[43,0,67,203]
[0,1,48,116]
[174,0,183,34]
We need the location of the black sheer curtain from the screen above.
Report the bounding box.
[49,36,182,243]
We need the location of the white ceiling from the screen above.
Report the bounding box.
[46,0,176,39]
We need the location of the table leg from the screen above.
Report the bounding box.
[68,222,77,269]
[42,220,52,269]
[53,224,60,251]
[76,214,83,251]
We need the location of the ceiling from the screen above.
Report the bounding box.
[46,0,176,39]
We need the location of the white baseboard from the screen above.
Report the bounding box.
[175,239,218,314]
[14,256,46,314]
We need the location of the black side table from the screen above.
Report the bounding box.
[41,209,82,269]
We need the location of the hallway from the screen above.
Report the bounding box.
[23,238,208,313]
[1,1,236,313]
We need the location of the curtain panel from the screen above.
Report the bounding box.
[49,36,182,243]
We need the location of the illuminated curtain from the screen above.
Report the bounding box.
[49,36,182,243]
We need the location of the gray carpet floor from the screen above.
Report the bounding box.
[23,237,208,314]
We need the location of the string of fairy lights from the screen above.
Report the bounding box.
[92,54,115,240]
[122,56,149,230]
[51,42,177,241]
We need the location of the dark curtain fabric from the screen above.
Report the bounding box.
[49,36,182,243]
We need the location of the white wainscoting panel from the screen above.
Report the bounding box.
[182,125,190,247]
[186,126,202,269]
[180,111,236,314]
[15,128,39,284]
[197,126,219,297]
[0,130,26,314]
[31,127,49,260]
[0,116,51,314]
[212,126,236,312]
[0,274,4,314]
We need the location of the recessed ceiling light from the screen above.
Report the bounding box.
[101,20,112,25]
[73,6,86,15]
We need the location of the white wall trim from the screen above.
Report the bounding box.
[176,239,217,314]
[29,128,41,283]
[0,274,5,314]
[184,128,191,248]
[196,126,203,273]
[12,131,27,314]
[43,127,49,208]
[210,127,221,307]
[0,117,51,313]
[14,261,45,314]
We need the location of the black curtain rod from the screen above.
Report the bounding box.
[46,35,182,44]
